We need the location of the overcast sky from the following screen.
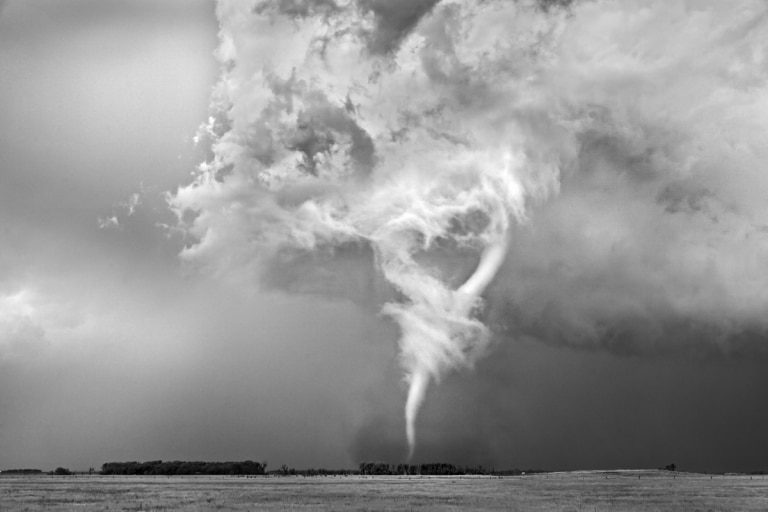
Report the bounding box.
[2,0,768,474]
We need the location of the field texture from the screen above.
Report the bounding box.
[2,471,767,511]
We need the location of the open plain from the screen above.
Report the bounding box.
[2,470,767,511]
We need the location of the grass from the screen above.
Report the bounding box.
[2,470,768,511]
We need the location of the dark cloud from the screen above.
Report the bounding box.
[492,299,768,360]
[261,242,389,307]
[357,0,441,55]
[534,0,575,12]
[366,339,768,472]
[233,71,376,177]
[285,100,376,176]
[254,0,340,19]
[656,182,716,216]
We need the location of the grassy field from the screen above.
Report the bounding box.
[2,470,767,511]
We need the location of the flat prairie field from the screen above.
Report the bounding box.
[2,471,767,511]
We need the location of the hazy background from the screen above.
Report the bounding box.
[2,0,768,474]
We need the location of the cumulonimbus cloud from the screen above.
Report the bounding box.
[171,0,768,457]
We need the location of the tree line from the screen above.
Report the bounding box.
[97,460,538,477]
[358,461,538,476]
[100,460,266,476]
[272,465,356,476]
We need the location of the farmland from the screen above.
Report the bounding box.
[2,470,767,511]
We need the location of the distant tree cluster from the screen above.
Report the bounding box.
[270,465,356,477]
[93,460,546,478]
[53,467,72,475]
[358,462,518,476]
[1,469,43,474]
[100,460,265,476]
[358,462,395,475]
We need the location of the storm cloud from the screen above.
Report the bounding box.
[3,0,768,473]
[170,0,768,466]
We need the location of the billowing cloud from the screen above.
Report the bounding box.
[172,0,768,460]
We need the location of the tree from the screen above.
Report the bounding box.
[100,460,265,476]
[54,467,71,475]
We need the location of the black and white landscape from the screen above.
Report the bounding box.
[1,0,768,479]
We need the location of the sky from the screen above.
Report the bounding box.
[1,0,768,474]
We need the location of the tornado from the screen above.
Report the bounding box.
[403,233,511,459]
[405,366,429,461]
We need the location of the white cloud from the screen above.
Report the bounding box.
[0,289,47,362]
